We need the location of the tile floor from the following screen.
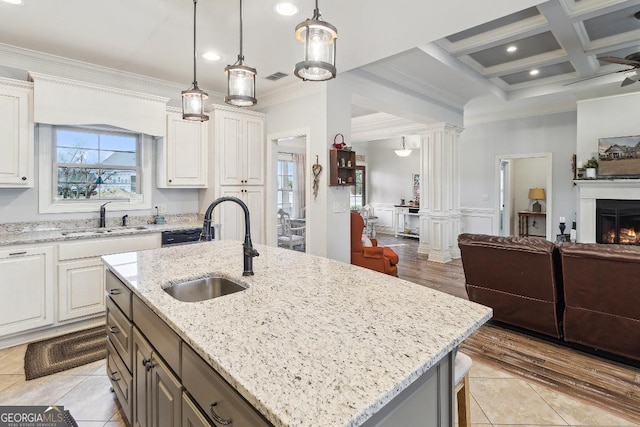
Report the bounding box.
[0,342,638,427]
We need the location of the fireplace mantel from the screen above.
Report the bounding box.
[575,179,640,242]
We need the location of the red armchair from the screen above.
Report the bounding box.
[350,211,399,276]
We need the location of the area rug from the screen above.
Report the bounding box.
[24,326,106,380]
[460,324,640,423]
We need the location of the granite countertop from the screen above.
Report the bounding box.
[0,215,203,247]
[103,241,492,427]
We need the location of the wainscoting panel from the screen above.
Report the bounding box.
[460,207,495,235]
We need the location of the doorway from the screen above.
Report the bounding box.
[266,128,311,252]
[495,153,553,240]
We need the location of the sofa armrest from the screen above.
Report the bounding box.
[362,247,384,258]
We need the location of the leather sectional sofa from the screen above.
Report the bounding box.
[458,233,640,363]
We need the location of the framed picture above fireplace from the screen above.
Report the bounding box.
[597,135,640,177]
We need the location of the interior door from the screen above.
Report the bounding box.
[499,160,511,236]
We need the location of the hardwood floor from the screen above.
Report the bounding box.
[375,232,640,426]
[375,233,468,299]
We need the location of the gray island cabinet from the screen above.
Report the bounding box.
[102,241,491,427]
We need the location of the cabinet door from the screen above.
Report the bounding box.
[217,111,244,186]
[162,112,207,187]
[0,81,33,187]
[244,117,264,186]
[0,246,54,337]
[217,187,264,244]
[218,187,245,241]
[133,328,153,427]
[58,257,105,321]
[150,353,182,427]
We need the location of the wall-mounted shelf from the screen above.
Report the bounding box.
[329,149,356,186]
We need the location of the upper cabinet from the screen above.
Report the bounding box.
[157,110,208,188]
[0,78,34,188]
[216,109,264,186]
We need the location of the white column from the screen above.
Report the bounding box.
[418,123,462,263]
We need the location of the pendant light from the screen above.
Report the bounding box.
[294,0,337,81]
[395,137,413,157]
[225,0,257,106]
[182,0,209,121]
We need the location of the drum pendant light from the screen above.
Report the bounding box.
[182,0,209,121]
[225,0,257,106]
[294,0,337,81]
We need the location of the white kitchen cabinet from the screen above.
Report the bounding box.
[0,245,54,337]
[215,108,265,186]
[218,186,264,244]
[57,233,160,323]
[58,257,105,321]
[0,78,34,188]
[157,110,208,188]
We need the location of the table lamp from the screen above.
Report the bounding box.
[528,188,545,212]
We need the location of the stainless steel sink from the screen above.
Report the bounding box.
[163,277,246,302]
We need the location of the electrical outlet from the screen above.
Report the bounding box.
[155,204,168,214]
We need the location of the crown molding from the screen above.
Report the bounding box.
[0,42,225,105]
[351,112,430,142]
[464,100,577,126]
[256,79,326,109]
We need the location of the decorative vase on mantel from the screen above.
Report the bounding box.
[584,157,598,179]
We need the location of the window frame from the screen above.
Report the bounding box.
[38,124,153,213]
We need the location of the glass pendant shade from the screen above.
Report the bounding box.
[225,64,257,106]
[182,85,209,121]
[395,137,413,157]
[294,18,337,81]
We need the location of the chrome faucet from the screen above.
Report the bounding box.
[99,201,111,227]
[200,196,259,276]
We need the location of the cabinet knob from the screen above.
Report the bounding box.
[169,179,172,183]
[21,176,27,181]
[209,403,232,425]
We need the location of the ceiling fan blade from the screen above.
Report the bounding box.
[621,77,638,87]
[598,56,640,67]
[563,68,632,86]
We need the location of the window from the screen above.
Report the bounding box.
[55,126,139,201]
[350,166,366,210]
[277,156,294,214]
[38,124,152,213]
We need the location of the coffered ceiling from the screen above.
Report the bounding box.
[358,0,640,123]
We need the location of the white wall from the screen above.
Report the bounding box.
[577,92,640,162]
[0,139,199,224]
[460,111,577,236]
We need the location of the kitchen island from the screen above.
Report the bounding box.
[102,240,491,427]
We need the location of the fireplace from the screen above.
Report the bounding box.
[596,199,640,244]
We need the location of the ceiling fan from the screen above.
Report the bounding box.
[565,52,640,87]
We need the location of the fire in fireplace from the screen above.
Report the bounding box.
[596,199,640,245]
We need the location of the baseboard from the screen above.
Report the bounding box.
[0,317,104,350]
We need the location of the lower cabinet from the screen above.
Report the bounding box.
[0,245,54,337]
[106,270,273,427]
[132,327,182,427]
[58,257,105,321]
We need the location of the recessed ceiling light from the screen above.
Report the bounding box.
[1,0,24,5]
[530,69,540,76]
[202,52,222,61]
[274,2,298,16]
[506,45,517,53]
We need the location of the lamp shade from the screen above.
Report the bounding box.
[294,18,337,81]
[528,188,545,200]
[394,137,413,157]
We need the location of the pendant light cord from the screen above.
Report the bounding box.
[192,0,198,86]
[237,0,244,65]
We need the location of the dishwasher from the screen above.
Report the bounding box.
[161,228,203,247]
